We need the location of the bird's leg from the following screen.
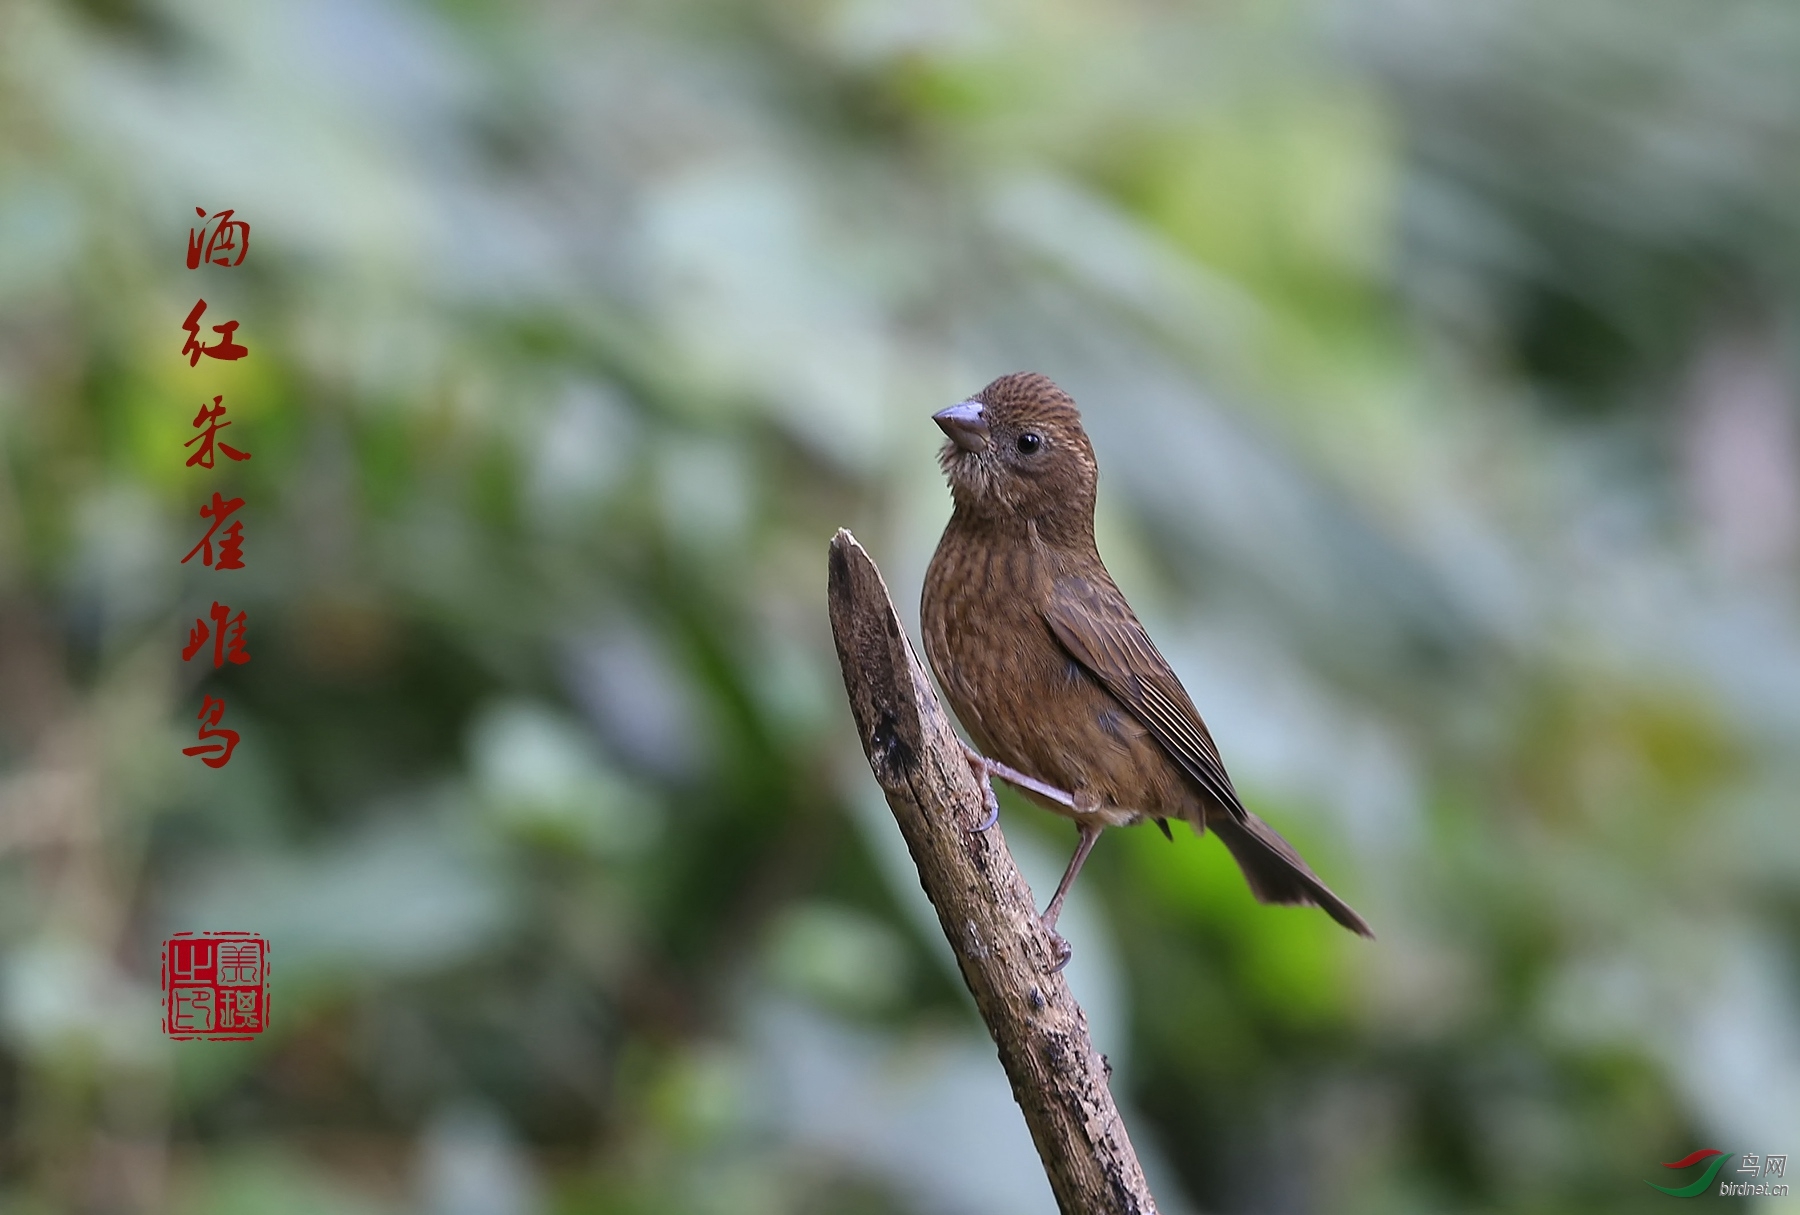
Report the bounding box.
[984,756,1075,809]
[957,742,1003,832]
[956,742,1075,835]
[1039,821,1103,972]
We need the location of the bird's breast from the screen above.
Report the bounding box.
[922,528,1184,826]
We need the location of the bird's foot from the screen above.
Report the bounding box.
[987,756,1075,810]
[958,743,1002,832]
[956,741,1075,828]
[1042,918,1074,972]
[1036,822,1100,973]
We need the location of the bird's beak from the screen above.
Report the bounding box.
[933,400,989,453]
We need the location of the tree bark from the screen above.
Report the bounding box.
[827,528,1160,1215]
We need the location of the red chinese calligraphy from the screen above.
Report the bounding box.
[181,492,245,569]
[177,213,257,772]
[184,396,252,468]
[181,300,249,367]
[182,602,250,668]
[181,695,239,768]
[187,208,251,269]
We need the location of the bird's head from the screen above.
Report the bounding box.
[934,372,1098,534]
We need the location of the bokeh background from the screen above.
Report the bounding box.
[3,0,1800,1211]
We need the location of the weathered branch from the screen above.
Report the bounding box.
[827,528,1159,1215]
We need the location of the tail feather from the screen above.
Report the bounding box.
[1210,811,1374,938]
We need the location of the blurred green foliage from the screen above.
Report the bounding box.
[2,0,1799,1212]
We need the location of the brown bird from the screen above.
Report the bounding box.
[921,372,1373,966]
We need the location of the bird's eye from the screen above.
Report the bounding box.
[1016,432,1042,454]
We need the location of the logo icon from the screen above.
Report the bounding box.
[161,932,269,1040]
[1648,1149,1733,1197]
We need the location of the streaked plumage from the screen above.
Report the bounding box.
[921,372,1372,952]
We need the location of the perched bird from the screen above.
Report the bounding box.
[921,372,1373,966]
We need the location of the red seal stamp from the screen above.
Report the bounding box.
[161,932,269,1040]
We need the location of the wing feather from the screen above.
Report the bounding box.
[1044,575,1249,823]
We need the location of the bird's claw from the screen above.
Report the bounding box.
[960,744,1002,832]
[960,741,1079,833]
[973,793,1001,833]
[1044,925,1074,972]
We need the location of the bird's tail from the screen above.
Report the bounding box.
[1210,811,1374,938]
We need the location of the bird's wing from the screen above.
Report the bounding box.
[1044,574,1249,822]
